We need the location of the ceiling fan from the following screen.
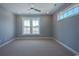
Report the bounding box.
[30,7,41,12]
[27,4,41,12]
[28,3,56,12]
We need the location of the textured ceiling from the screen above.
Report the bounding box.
[0,3,64,15]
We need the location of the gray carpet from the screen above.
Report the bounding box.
[0,39,75,56]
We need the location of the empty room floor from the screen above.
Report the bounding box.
[0,39,75,56]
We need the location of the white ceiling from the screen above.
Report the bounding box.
[0,3,64,15]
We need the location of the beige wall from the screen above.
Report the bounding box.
[52,3,79,52]
[15,15,53,37]
[0,7,15,45]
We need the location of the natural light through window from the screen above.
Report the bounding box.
[23,20,31,34]
[23,18,40,35]
[32,20,40,34]
[58,4,79,21]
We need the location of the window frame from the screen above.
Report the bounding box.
[58,4,79,21]
[31,19,40,35]
[22,17,40,35]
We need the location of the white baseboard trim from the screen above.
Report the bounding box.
[15,37,53,40]
[53,38,79,55]
[0,38,15,48]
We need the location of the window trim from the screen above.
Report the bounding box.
[22,17,31,35]
[22,17,40,35]
[58,4,79,21]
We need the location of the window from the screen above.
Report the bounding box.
[74,7,79,14]
[60,14,64,20]
[58,4,79,21]
[32,20,40,34]
[64,12,68,18]
[68,9,74,16]
[23,20,30,34]
[23,18,40,35]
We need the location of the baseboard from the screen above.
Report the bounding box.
[53,38,79,55]
[0,38,15,48]
[15,37,53,40]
